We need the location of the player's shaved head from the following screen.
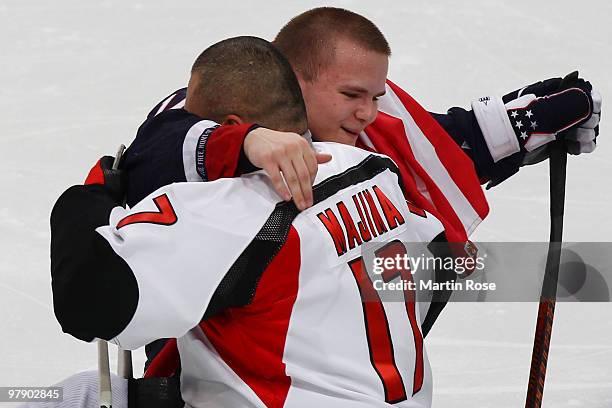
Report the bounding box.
[186,36,307,134]
[273,7,391,82]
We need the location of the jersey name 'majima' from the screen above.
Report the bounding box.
[317,184,406,256]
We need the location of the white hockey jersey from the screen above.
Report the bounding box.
[97,142,444,408]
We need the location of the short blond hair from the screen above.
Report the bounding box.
[273,7,391,81]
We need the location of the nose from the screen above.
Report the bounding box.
[355,99,378,125]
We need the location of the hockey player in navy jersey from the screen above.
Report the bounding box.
[48,35,453,408]
[122,7,601,246]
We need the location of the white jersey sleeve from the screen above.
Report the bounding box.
[96,173,282,349]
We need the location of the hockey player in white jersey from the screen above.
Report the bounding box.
[53,144,446,408]
[48,37,452,408]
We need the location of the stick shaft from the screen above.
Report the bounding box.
[525,140,567,408]
[98,144,127,408]
[98,341,113,408]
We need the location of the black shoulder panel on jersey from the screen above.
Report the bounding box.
[204,199,299,318]
[123,109,203,207]
[204,154,402,318]
[51,185,138,342]
[313,154,403,202]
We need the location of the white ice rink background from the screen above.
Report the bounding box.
[1,0,611,406]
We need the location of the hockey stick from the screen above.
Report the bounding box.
[114,144,133,380]
[98,144,127,408]
[113,143,133,379]
[98,341,112,408]
[524,72,577,408]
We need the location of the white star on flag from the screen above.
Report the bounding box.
[515,120,523,129]
[531,121,537,129]
[510,111,519,118]
[525,110,533,118]
[520,131,528,140]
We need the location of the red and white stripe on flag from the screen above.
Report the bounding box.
[359,80,489,242]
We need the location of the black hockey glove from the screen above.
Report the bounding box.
[472,74,601,165]
[502,76,565,102]
[84,155,126,204]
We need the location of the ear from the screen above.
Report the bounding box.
[295,71,310,90]
[185,74,201,116]
[222,114,244,126]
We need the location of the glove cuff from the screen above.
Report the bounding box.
[471,96,520,162]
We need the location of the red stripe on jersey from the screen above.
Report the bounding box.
[204,123,255,179]
[200,227,301,407]
[143,338,179,378]
[84,158,105,185]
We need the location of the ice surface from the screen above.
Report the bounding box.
[1,0,610,406]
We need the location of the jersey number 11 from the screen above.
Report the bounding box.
[347,240,424,403]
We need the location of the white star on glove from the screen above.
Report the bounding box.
[510,111,519,118]
[520,131,528,140]
[515,120,523,129]
[525,110,533,118]
[530,121,537,129]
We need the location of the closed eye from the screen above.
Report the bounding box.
[341,91,359,99]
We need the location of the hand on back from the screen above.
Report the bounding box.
[244,127,332,210]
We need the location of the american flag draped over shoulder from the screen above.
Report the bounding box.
[357,80,489,243]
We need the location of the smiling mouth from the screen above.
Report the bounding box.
[341,127,359,136]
